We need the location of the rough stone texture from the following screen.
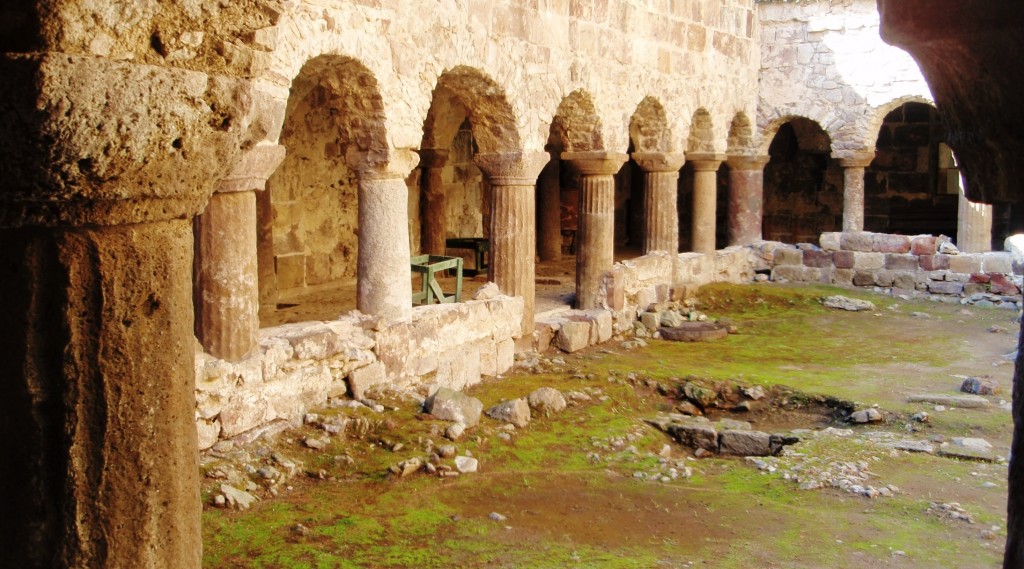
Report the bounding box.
[884,254,919,271]
[928,281,964,295]
[667,422,719,451]
[852,252,885,270]
[948,254,982,274]
[873,234,911,254]
[719,430,773,456]
[919,255,950,271]
[633,152,686,254]
[486,399,531,428]
[774,247,803,266]
[348,362,386,400]
[527,387,567,417]
[425,387,484,428]
[725,155,769,246]
[555,320,592,353]
[983,253,1014,275]
[840,232,876,252]
[819,232,842,251]
[802,249,833,268]
[911,235,938,256]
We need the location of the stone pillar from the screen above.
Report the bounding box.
[840,154,875,232]
[537,155,563,261]
[352,150,419,321]
[632,152,686,254]
[474,152,549,335]
[562,151,629,309]
[687,153,726,256]
[725,155,770,246]
[418,149,449,255]
[957,184,993,253]
[195,144,286,361]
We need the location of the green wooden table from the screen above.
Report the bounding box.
[411,254,463,305]
[445,237,489,276]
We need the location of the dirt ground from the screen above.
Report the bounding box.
[207,283,1017,569]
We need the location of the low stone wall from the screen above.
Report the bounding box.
[760,231,1023,302]
[194,295,523,449]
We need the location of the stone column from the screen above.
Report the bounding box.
[957,183,993,253]
[474,152,549,335]
[632,152,686,254]
[687,153,726,256]
[418,149,449,255]
[537,155,563,261]
[725,154,770,246]
[195,144,286,361]
[562,151,629,309]
[352,150,419,321]
[840,153,875,232]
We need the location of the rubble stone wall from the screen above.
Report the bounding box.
[194,295,523,449]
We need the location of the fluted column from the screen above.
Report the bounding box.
[537,155,563,261]
[632,152,686,254]
[725,154,770,246]
[352,150,419,321]
[840,153,875,232]
[195,144,285,361]
[687,153,726,255]
[957,184,993,253]
[418,149,449,255]
[562,151,629,309]
[474,152,549,335]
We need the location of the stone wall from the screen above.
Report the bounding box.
[758,0,932,157]
[195,295,523,449]
[763,231,1022,302]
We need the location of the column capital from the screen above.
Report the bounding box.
[725,154,770,171]
[561,151,629,176]
[215,144,287,193]
[685,152,727,170]
[417,148,450,169]
[349,148,421,180]
[474,151,549,185]
[837,152,876,168]
[631,152,686,173]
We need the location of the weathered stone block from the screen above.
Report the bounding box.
[982,253,1013,274]
[892,272,919,290]
[477,339,498,376]
[774,247,803,266]
[841,231,875,252]
[496,338,515,375]
[853,271,876,286]
[948,254,982,274]
[556,320,591,353]
[485,398,531,428]
[852,252,885,270]
[834,268,854,286]
[874,270,895,287]
[425,387,483,427]
[771,265,803,281]
[220,390,276,438]
[803,249,833,268]
[873,234,911,253]
[911,235,937,255]
[535,320,557,353]
[970,273,992,283]
[667,422,718,451]
[718,430,772,456]
[990,274,1021,295]
[436,345,481,390]
[275,253,306,289]
[884,254,918,271]
[919,255,950,271]
[964,283,987,296]
[347,361,385,399]
[819,232,841,251]
[583,309,614,343]
[605,266,625,311]
[833,250,855,269]
[196,419,222,450]
[929,281,964,295]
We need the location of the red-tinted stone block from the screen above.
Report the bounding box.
[803,250,833,268]
[911,235,937,256]
[833,250,855,269]
[990,274,1021,295]
[970,273,992,284]
[873,234,911,253]
[919,255,950,271]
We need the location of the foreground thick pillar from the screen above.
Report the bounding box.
[195,144,285,361]
[632,152,686,254]
[475,152,549,335]
[537,155,563,261]
[687,153,725,255]
[725,155,769,246]
[1,220,201,568]
[563,151,629,309]
[418,149,449,255]
[840,154,874,232]
[957,186,993,253]
[354,151,419,321]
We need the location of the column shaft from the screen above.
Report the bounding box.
[194,191,259,361]
[418,150,449,256]
[726,155,769,246]
[957,187,993,253]
[842,166,866,232]
[577,173,617,309]
[0,221,200,569]
[491,183,536,332]
[358,176,413,320]
[537,159,562,261]
[633,153,685,255]
[689,155,724,256]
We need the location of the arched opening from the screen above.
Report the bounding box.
[865,102,958,237]
[762,118,842,244]
[624,96,675,256]
[260,55,388,325]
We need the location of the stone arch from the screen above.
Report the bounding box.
[550,89,605,153]
[726,112,756,155]
[262,54,390,313]
[629,97,671,153]
[762,116,843,244]
[421,66,521,155]
[861,94,935,154]
[686,108,717,154]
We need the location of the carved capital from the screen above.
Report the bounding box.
[474,151,549,185]
[838,152,876,169]
[215,144,287,193]
[631,152,686,173]
[561,151,629,176]
[685,152,727,171]
[349,148,421,180]
[725,154,770,171]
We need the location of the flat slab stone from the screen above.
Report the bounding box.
[660,322,729,342]
[889,440,935,454]
[907,394,990,408]
[937,446,998,462]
